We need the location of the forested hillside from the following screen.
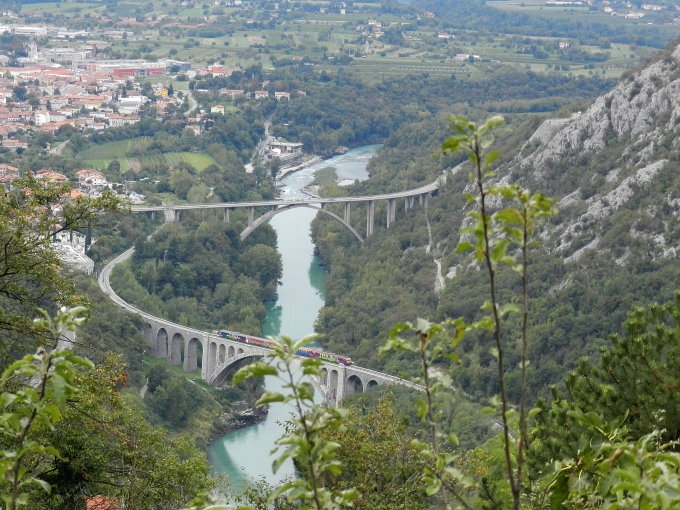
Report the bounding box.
[312,37,680,402]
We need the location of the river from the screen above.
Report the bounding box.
[207,145,378,491]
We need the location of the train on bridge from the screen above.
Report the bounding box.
[215,329,353,366]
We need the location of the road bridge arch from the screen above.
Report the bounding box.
[240,203,363,243]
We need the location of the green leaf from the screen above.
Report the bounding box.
[499,303,521,317]
[549,473,569,510]
[232,362,278,385]
[456,241,475,254]
[491,239,510,263]
[256,391,285,406]
[483,149,500,166]
[425,476,442,496]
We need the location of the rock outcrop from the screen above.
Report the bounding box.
[504,42,680,264]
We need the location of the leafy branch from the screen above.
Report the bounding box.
[232,335,358,510]
[0,306,93,510]
[381,318,473,509]
[444,115,554,509]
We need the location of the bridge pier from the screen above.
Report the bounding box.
[386,198,396,229]
[223,208,230,223]
[248,206,254,226]
[173,209,180,222]
[366,201,374,237]
[344,202,351,223]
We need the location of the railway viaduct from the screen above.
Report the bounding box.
[99,247,422,404]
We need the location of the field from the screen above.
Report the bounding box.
[16,0,678,83]
[77,139,218,172]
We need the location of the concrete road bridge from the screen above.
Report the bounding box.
[98,247,423,404]
[131,179,440,242]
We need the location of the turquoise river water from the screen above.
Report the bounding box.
[207,145,378,490]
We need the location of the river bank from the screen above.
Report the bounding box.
[275,154,322,183]
[208,402,269,444]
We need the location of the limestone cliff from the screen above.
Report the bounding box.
[505,41,680,264]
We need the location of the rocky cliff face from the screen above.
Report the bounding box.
[518,43,680,176]
[506,41,680,265]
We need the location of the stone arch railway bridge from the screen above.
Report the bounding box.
[131,179,440,242]
[100,180,441,402]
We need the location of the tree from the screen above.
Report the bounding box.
[316,394,430,510]
[0,307,214,510]
[527,294,680,507]
[12,85,26,102]
[269,157,282,181]
[0,307,92,510]
[35,354,213,509]
[0,175,126,357]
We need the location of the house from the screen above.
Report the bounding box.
[207,64,227,76]
[34,110,50,126]
[0,163,19,182]
[265,140,303,161]
[76,168,107,185]
[105,113,139,127]
[210,104,225,114]
[253,90,269,99]
[220,88,245,99]
[274,91,290,101]
[2,139,28,151]
[35,169,68,182]
[185,124,201,136]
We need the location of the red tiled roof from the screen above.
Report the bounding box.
[86,496,121,510]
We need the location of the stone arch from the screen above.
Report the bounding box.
[185,337,202,372]
[218,344,226,364]
[320,367,329,386]
[346,375,363,396]
[228,345,235,358]
[210,351,267,386]
[155,328,168,358]
[240,204,363,243]
[170,332,183,365]
[367,380,379,390]
[237,347,244,355]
